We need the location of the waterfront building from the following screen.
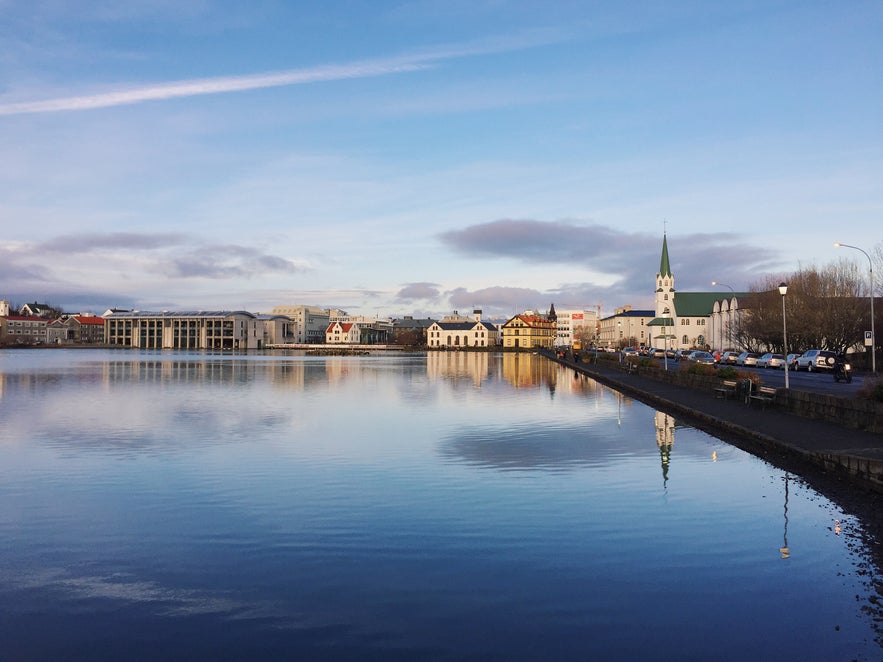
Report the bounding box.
[500,312,556,350]
[390,316,436,346]
[325,314,393,344]
[554,308,599,348]
[426,310,498,349]
[270,305,336,344]
[0,315,48,345]
[65,315,106,344]
[103,310,275,350]
[325,321,361,344]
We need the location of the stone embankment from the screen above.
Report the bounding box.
[540,349,883,493]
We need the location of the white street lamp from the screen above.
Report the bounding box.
[835,242,876,373]
[779,282,789,390]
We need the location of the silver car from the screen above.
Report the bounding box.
[757,353,785,369]
[795,349,837,372]
[736,352,760,367]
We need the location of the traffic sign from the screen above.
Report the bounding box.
[865,331,873,347]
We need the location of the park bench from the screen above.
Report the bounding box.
[714,380,738,399]
[747,385,777,409]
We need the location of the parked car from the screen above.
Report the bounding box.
[756,353,785,369]
[795,349,837,372]
[676,349,692,360]
[622,348,639,358]
[652,348,666,358]
[719,351,741,365]
[687,351,716,365]
[786,353,802,370]
[736,352,760,367]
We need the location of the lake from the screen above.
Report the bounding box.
[1,349,880,660]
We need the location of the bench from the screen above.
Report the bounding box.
[714,380,738,399]
[747,385,777,408]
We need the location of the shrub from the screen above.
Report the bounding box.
[686,363,716,376]
[858,377,883,402]
[716,366,738,379]
[737,371,762,385]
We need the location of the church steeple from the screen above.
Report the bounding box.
[659,233,672,279]
[655,233,675,317]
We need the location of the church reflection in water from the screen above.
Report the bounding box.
[655,410,675,488]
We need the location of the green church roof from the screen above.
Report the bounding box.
[671,292,730,316]
[658,234,672,278]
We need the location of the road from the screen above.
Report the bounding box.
[735,364,865,397]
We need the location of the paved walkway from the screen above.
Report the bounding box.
[551,354,883,492]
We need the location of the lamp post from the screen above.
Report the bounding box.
[779,282,789,390]
[835,242,876,373]
[712,281,736,349]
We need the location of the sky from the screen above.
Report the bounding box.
[1,0,881,320]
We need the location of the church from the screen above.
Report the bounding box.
[646,234,747,351]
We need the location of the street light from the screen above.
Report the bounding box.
[835,242,876,373]
[712,281,736,349]
[779,282,789,390]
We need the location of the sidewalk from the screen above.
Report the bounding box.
[554,354,883,493]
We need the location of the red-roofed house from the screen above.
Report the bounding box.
[500,313,556,349]
[67,315,106,344]
[325,321,361,344]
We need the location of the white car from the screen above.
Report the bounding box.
[795,349,837,372]
[757,353,785,369]
[736,352,760,367]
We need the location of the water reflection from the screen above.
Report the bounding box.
[1,349,881,658]
[656,411,675,488]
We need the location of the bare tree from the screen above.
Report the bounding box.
[739,261,865,354]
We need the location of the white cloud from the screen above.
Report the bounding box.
[0,31,567,116]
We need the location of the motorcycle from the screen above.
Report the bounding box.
[833,359,853,383]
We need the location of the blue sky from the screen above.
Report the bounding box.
[1,1,880,319]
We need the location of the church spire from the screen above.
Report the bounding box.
[659,233,672,278]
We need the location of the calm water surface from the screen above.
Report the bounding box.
[1,349,880,660]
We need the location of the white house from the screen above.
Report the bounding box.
[427,310,499,348]
[325,321,361,344]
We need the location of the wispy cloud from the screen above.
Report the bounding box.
[0,32,565,116]
[167,244,306,279]
[38,232,187,253]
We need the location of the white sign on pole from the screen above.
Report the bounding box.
[865,331,873,347]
